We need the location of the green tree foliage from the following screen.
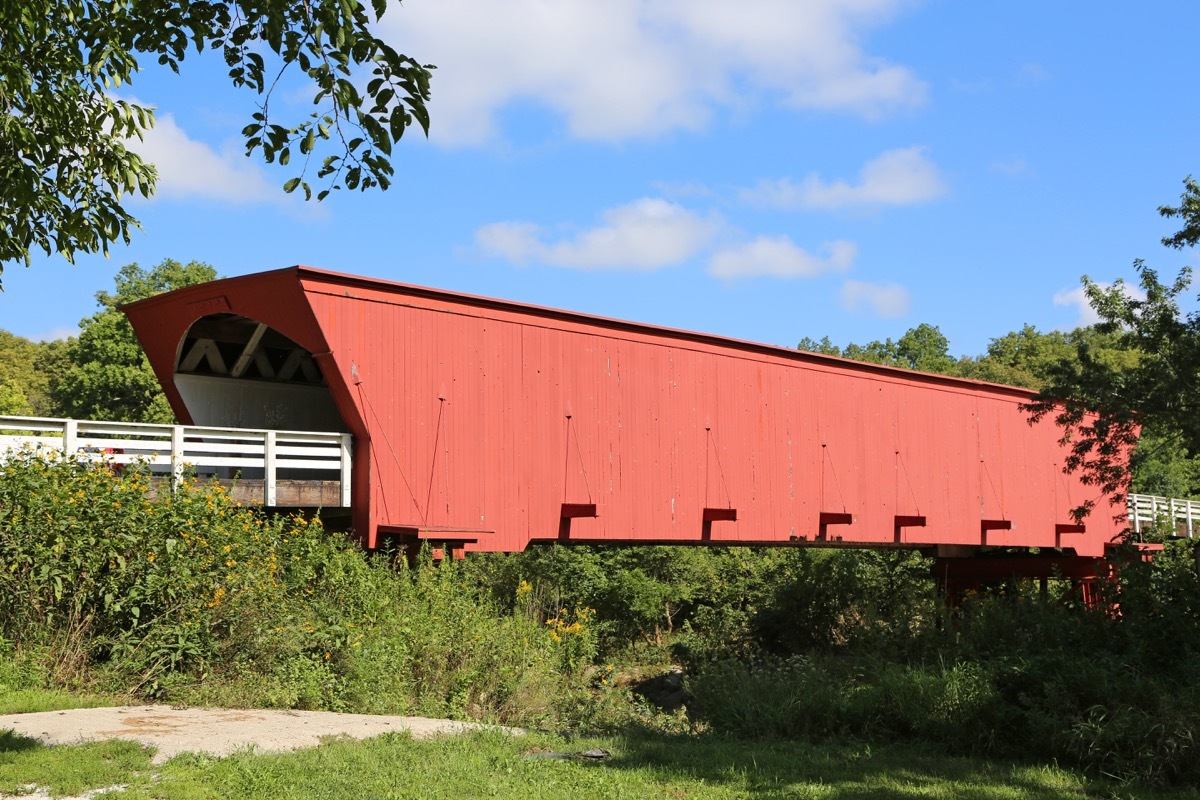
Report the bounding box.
[1028,178,1200,504]
[469,545,804,662]
[0,383,23,416]
[795,335,841,357]
[0,330,43,414]
[1160,175,1200,250]
[958,325,1074,389]
[0,0,432,282]
[966,325,1188,497]
[801,323,961,375]
[0,329,68,415]
[956,325,1137,391]
[843,339,902,366]
[750,549,933,653]
[895,323,956,374]
[54,259,217,422]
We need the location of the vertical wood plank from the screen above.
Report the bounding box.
[63,419,77,455]
[171,425,185,487]
[340,433,353,506]
[265,430,278,506]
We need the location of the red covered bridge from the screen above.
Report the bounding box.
[123,267,1130,587]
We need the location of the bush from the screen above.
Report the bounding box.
[750,549,936,655]
[689,654,1000,749]
[6,447,1200,785]
[0,450,573,726]
[690,578,1200,787]
[465,545,829,665]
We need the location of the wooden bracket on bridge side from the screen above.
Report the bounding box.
[702,507,737,522]
[558,503,600,540]
[981,518,1012,546]
[561,503,599,519]
[894,515,926,544]
[701,507,737,541]
[818,511,853,542]
[378,524,492,562]
[1055,522,1086,549]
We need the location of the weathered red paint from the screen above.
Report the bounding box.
[123,266,1129,559]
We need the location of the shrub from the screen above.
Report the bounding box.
[0,450,571,726]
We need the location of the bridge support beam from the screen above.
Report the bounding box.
[933,543,1162,608]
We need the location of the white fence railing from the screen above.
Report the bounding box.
[0,416,1194,528]
[1128,492,1200,539]
[0,416,352,507]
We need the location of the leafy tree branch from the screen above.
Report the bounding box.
[0,0,432,284]
[1027,178,1200,513]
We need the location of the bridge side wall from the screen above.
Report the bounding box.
[296,273,1124,556]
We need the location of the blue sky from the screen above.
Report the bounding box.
[3,1,1198,357]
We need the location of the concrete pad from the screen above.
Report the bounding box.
[0,705,520,764]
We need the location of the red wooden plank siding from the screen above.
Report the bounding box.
[123,266,1127,558]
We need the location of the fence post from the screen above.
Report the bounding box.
[63,419,77,456]
[171,426,185,487]
[265,430,277,507]
[339,433,353,507]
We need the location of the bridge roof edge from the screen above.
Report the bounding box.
[127,264,1039,401]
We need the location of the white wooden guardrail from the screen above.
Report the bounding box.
[1128,493,1200,539]
[0,416,351,508]
[1,416,1195,530]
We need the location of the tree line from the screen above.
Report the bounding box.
[0,259,216,423]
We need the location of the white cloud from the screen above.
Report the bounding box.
[1053,282,1147,328]
[839,279,910,317]
[383,0,926,144]
[129,112,277,203]
[708,237,855,279]
[475,198,721,270]
[742,146,947,210]
[475,222,545,264]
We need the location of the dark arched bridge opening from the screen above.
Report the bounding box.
[174,312,344,434]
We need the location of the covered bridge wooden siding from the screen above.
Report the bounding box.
[123,267,1125,558]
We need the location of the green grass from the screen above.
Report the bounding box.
[0,687,125,715]
[3,729,1194,800]
[0,735,149,797]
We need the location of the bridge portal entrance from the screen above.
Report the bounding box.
[174,313,345,434]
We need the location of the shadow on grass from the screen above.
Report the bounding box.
[599,733,1105,799]
[0,729,43,754]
